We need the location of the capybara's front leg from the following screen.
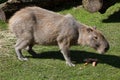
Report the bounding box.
[61,48,75,67]
[57,38,75,67]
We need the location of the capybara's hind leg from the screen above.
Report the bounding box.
[15,39,30,61]
[25,44,37,57]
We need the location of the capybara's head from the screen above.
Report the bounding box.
[78,27,109,54]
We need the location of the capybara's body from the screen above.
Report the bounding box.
[9,7,78,45]
[9,7,109,66]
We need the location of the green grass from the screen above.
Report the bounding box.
[0,20,7,30]
[0,3,120,80]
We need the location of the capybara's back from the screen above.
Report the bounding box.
[9,6,63,38]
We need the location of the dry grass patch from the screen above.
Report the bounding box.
[0,30,16,57]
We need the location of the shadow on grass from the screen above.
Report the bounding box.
[27,50,120,68]
[5,0,82,20]
[99,0,120,14]
[102,10,120,23]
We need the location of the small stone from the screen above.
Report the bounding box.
[84,62,88,66]
[92,61,97,67]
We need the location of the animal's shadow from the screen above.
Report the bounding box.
[99,0,120,14]
[27,50,120,68]
[102,10,120,23]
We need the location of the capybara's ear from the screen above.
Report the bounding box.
[86,28,93,33]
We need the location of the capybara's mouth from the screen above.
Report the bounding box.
[97,49,106,54]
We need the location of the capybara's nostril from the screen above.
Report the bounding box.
[105,44,109,52]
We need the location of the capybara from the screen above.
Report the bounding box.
[9,6,109,66]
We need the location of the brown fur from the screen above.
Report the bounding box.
[9,6,109,66]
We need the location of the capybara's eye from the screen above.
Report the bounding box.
[94,36,98,40]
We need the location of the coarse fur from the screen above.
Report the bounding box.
[9,6,109,66]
